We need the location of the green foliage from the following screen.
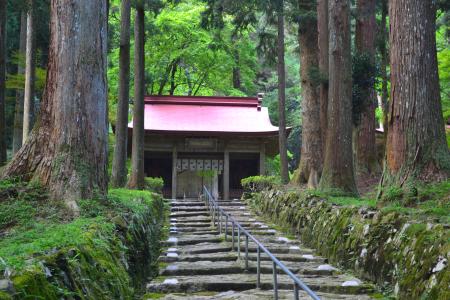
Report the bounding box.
[145,177,164,192]
[381,186,404,203]
[241,175,278,192]
[107,0,257,125]
[265,150,294,178]
[437,13,450,122]
[5,52,47,93]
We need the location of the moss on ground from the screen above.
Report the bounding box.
[0,179,166,299]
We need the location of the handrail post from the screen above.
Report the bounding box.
[245,235,249,270]
[294,284,299,300]
[225,215,228,241]
[257,246,261,289]
[273,261,278,300]
[219,211,222,234]
[237,227,241,258]
[232,222,235,250]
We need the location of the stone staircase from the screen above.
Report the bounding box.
[145,198,375,299]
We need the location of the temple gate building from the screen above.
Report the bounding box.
[128,95,283,199]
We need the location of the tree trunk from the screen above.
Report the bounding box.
[353,0,380,175]
[295,0,322,188]
[382,0,449,187]
[111,0,131,188]
[232,35,241,90]
[1,0,109,214]
[128,7,145,189]
[379,0,388,139]
[317,0,328,153]
[277,1,289,184]
[0,0,6,165]
[22,1,36,142]
[12,12,27,154]
[319,0,357,195]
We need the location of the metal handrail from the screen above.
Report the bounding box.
[202,186,320,300]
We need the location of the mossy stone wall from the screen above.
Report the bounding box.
[245,190,449,299]
[0,194,166,300]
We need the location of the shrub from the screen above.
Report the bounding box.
[241,175,278,193]
[145,177,164,193]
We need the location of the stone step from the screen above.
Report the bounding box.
[165,235,223,246]
[147,274,374,295]
[160,250,320,264]
[171,201,244,207]
[146,289,373,300]
[160,261,338,277]
[170,212,210,218]
[163,242,318,258]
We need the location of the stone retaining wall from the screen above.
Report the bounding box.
[0,195,166,300]
[244,190,449,299]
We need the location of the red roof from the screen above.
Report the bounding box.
[128,95,281,136]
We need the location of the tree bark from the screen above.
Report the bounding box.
[232,34,241,90]
[1,0,109,214]
[0,0,6,165]
[111,0,131,188]
[353,0,380,175]
[295,0,322,188]
[379,0,388,139]
[277,1,289,184]
[319,0,357,195]
[382,0,449,186]
[128,6,145,189]
[317,0,328,153]
[12,12,27,154]
[22,1,36,142]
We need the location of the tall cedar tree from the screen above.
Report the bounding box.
[1,0,108,214]
[295,0,322,188]
[317,0,328,152]
[111,0,131,187]
[0,0,5,165]
[128,6,146,189]
[319,0,357,194]
[12,12,27,154]
[353,0,380,174]
[381,0,449,188]
[379,0,388,138]
[277,0,289,184]
[22,0,36,142]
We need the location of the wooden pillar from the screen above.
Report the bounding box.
[223,149,230,200]
[260,143,266,175]
[172,146,177,199]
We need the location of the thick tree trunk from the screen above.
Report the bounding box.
[12,12,27,154]
[353,0,380,175]
[317,0,328,153]
[277,2,289,184]
[128,7,145,189]
[22,1,36,142]
[382,0,449,187]
[0,0,6,165]
[111,0,131,188]
[319,0,357,195]
[295,0,322,188]
[1,0,109,214]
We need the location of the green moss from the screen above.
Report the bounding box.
[246,186,449,299]
[0,181,166,299]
